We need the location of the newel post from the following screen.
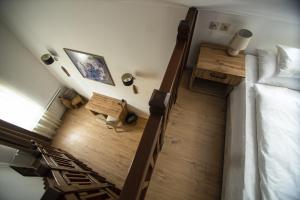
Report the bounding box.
[149,89,170,115]
[149,89,170,150]
[177,20,190,41]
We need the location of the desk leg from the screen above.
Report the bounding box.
[189,70,196,89]
[225,85,234,97]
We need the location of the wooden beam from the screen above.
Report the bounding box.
[0,119,51,147]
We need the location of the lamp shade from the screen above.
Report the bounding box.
[41,53,55,65]
[228,29,253,56]
[121,73,134,86]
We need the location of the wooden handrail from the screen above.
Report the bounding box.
[120,7,198,200]
[0,119,51,152]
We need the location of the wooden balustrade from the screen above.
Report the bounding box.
[0,119,51,152]
[120,7,198,200]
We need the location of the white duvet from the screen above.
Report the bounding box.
[255,84,300,200]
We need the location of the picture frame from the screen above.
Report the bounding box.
[64,48,115,86]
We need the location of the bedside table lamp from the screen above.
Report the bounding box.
[228,29,253,56]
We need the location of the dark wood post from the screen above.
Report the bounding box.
[120,7,198,200]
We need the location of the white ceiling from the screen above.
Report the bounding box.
[163,0,300,23]
[164,0,298,8]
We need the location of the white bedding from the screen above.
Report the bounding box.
[255,84,300,200]
[222,54,260,200]
[223,52,300,200]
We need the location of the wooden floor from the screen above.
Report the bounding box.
[52,71,226,200]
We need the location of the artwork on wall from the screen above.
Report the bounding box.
[64,48,115,86]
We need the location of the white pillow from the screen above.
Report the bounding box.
[277,45,300,78]
[257,49,300,91]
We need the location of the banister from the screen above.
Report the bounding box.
[120,7,198,200]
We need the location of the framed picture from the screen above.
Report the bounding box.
[64,48,115,86]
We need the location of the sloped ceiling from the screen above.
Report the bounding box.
[164,0,300,23]
[164,0,238,7]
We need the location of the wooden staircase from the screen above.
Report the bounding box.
[0,118,120,199]
[32,141,121,200]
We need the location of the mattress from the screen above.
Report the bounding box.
[255,84,300,199]
[222,54,260,200]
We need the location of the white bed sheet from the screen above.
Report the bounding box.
[255,84,300,200]
[222,54,260,200]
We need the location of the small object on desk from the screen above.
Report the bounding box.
[189,42,245,97]
[228,29,253,56]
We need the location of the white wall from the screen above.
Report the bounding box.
[187,9,300,66]
[0,0,188,117]
[0,145,44,200]
[0,166,44,200]
[165,0,300,24]
[0,22,62,130]
[0,22,61,109]
[0,145,17,164]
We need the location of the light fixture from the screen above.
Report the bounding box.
[41,53,55,65]
[121,73,134,86]
[121,73,139,94]
[41,49,59,65]
[228,29,253,56]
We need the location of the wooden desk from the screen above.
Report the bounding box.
[85,92,127,123]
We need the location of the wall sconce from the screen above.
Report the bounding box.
[121,73,138,94]
[41,53,55,65]
[228,29,253,56]
[121,73,134,86]
[41,50,71,77]
[41,48,59,65]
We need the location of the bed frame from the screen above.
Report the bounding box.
[0,7,198,200]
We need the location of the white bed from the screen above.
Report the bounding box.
[222,50,300,200]
[222,54,260,200]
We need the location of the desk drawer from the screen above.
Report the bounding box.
[195,69,242,85]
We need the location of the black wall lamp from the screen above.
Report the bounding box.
[41,49,71,77]
[41,48,59,65]
[121,73,138,94]
[121,73,134,86]
[41,53,55,65]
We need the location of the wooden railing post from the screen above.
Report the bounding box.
[149,89,170,150]
[120,7,198,200]
[119,90,170,199]
[177,20,190,41]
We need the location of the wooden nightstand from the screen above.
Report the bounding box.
[189,43,245,96]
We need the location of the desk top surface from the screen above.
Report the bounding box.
[196,43,245,77]
[85,92,126,119]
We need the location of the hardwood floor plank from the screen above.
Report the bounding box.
[145,72,226,200]
[52,70,226,200]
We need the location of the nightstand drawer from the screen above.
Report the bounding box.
[195,68,242,85]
